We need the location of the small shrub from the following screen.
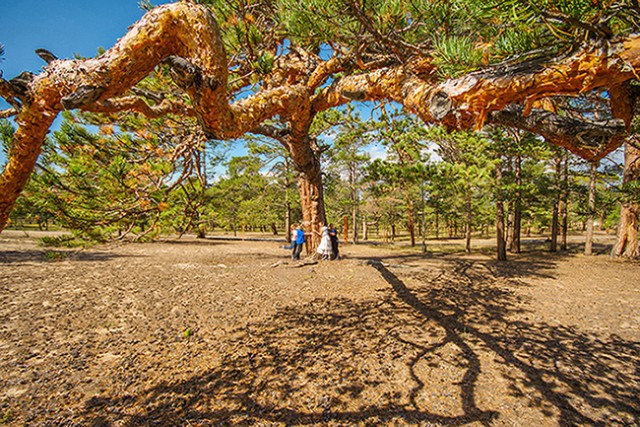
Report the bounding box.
[40,234,84,248]
[44,251,68,262]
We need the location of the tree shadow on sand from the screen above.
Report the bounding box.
[0,249,137,264]
[82,258,639,426]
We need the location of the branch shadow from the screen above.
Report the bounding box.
[370,258,640,426]
[79,257,639,426]
[158,239,231,247]
[0,249,137,264]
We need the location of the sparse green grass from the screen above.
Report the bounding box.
[39,234,89,248]
[0,409,13,424]
[44,251,68,262]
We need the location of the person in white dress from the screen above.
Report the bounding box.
[316,223,333,260]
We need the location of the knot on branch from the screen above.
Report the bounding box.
[0,81,22,111]
[341,90,366,101]
[7,71,35,102]
[164,56,219,92]
[35,48,58,64]
[202,124,221,141]
[428,90,452,120]
[61,85,106,110]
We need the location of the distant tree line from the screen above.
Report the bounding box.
[1,104,628,260]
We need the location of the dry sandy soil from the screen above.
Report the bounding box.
[0,230,639,426]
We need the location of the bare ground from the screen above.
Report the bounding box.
[0,230,639,426]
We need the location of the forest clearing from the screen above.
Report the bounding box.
[1,230,638,426]
[2,1,640,425]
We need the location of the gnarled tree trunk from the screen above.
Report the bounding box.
[612,141,640,259]
[253,125,326,249]
[296,171,326,248]
[285,134,326,248]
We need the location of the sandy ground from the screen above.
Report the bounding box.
[0,230,639,426]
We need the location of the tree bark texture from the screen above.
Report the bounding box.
[350,169,358,244]
[362,215,368,241]
[296,172,326,248]
[405,188,416,247]
[284,157,292,244]
[612,142,640,259]
[284,132,326,248]
[465,192,472,254]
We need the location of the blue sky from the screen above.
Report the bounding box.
[0,0,172,164]
[0,0,385,171]
[0,0,171,80]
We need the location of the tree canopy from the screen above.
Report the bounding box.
[1,0,640,232]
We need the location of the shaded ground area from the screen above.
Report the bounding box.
[0,231,639,426]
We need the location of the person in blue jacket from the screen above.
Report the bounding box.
[292,223,305,260]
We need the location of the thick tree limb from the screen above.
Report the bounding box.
[0,2,311,230]
[307,55,349,90]
[488,105,627,160]
[312,36,640,159]
[315,35,640,127]
[251,124,290,141]
[82,96,195,118]
[609,82,636,130]
[7,72,35,101]
[130,87,165,103]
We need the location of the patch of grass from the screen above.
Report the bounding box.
[39,234,87,248]
[183,328,194,339]
[44,251,68,262]
[0,409,13,424]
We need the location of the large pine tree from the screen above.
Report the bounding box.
[1,0,639,252]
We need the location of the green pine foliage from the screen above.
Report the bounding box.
[3,0,633,246]
[206,155,288,234]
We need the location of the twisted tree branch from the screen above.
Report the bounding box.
[2,1,640,231]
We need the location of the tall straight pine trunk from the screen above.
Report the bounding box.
[509,154,522,254]
[550,157,562,252]
[585,161,598,255]
[560,150,569,251]
[495,160,507,261]
[465,192,472,253]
